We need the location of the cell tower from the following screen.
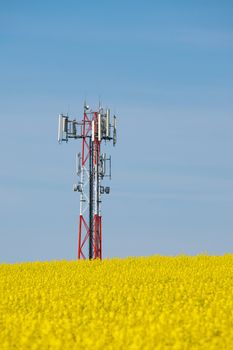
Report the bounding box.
[58,103,117,260]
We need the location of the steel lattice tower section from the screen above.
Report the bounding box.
[58,104,117,259]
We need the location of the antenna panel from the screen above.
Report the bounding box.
[92,120,95,141]
[71,121,77,138]
[58,114,68,143]
[113,115,116,129]
[76,153,81,176]
[58,114,63,143]
[62,116,68,133]
[98,113,102,141]
[106,109,110,138]
[102,153,106,175]
[113,116,117,146]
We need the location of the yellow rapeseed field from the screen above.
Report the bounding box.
[1,256,233,349]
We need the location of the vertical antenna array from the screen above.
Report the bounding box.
[58,103,117,259]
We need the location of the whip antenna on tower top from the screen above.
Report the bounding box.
[57,103,118,259]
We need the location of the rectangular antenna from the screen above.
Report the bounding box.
[106,109,110,138]
[58,114,63,143]
[103,153,106,175]
[58,114,68,143]
[76,153,81,176]
[92,120,95,141]
[62,116,68,133]
[71,121,77,138]
[113,116,117,146]
[98,113,102,141]
[113,115,116,129]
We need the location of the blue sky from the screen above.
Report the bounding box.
[1,0,233,262]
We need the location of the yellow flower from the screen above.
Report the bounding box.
[1,256,233,349]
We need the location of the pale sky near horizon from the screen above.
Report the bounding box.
[1,0,233,262]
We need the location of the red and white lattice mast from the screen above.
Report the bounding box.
[58,103,117,259]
